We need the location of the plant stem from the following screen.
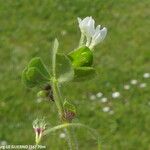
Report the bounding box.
[52,80,76,150]
[52,80,63,118]
[51,40,76,149]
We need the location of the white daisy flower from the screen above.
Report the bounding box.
[90,94,96,100]
[96,92,103,98]
[102,106,110,112]
[139,83,147,88]
[101,97,108,103]
[130,79,138,85]
[112,92,120,98]
[143,73,150,78]
[124,85,130,90]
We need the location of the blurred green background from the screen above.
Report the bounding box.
[0,0,150,149]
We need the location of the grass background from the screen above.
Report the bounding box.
[0,0,150,149]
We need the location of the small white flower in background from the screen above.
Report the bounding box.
[96,92,103,98]
[0,140,7,146]
[78,16,107,49]
[139,83,147,88]
[109,110,114,115]
[143,73,150,78]
[90,94,96,100]
[112,92,120,98]
[102,106,110,112]
[33,118,46,145]
[61,30,67,36]
[59,132,66,139]
[130,79,138,85]
[101,97,108,103]
[36,98,42,103]
[124,85,130,90]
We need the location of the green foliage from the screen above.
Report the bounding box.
[68,46,96,81]
[68,46,93,68]
[22,57,50,87]
[0,0,149,149]
[74,67,96,81]
[28,57,50,79]
[22,67,50,88]
[63,100,76,114]
[37,90,48,98]
[55,53,74,83]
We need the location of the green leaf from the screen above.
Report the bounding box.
[63,100,76,114]
[73,67,96,82]
[28,57,50,79]
[22,67,36,87]
[22,67,49,88]
[55,53,74,83]
[68,46,93,67]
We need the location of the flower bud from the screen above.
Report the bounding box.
[32,118,46,145]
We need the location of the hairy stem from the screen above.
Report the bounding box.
[52,81,76,150]
[52,80,63,118]
[51,40,76,150]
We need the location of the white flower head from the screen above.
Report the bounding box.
[78,16,107,49]
[112,92,120,98]
[90,27,107,49]
[78,16,95,38]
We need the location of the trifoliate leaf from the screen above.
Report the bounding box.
[28,57,50,79]
[73,67,96,82]
[22,67,50,88]
[55,53,74,83]
[22,67,36,87]
[68,46,93,67]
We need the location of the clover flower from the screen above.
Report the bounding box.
[78,16,107,49]
[33,118,46,145]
